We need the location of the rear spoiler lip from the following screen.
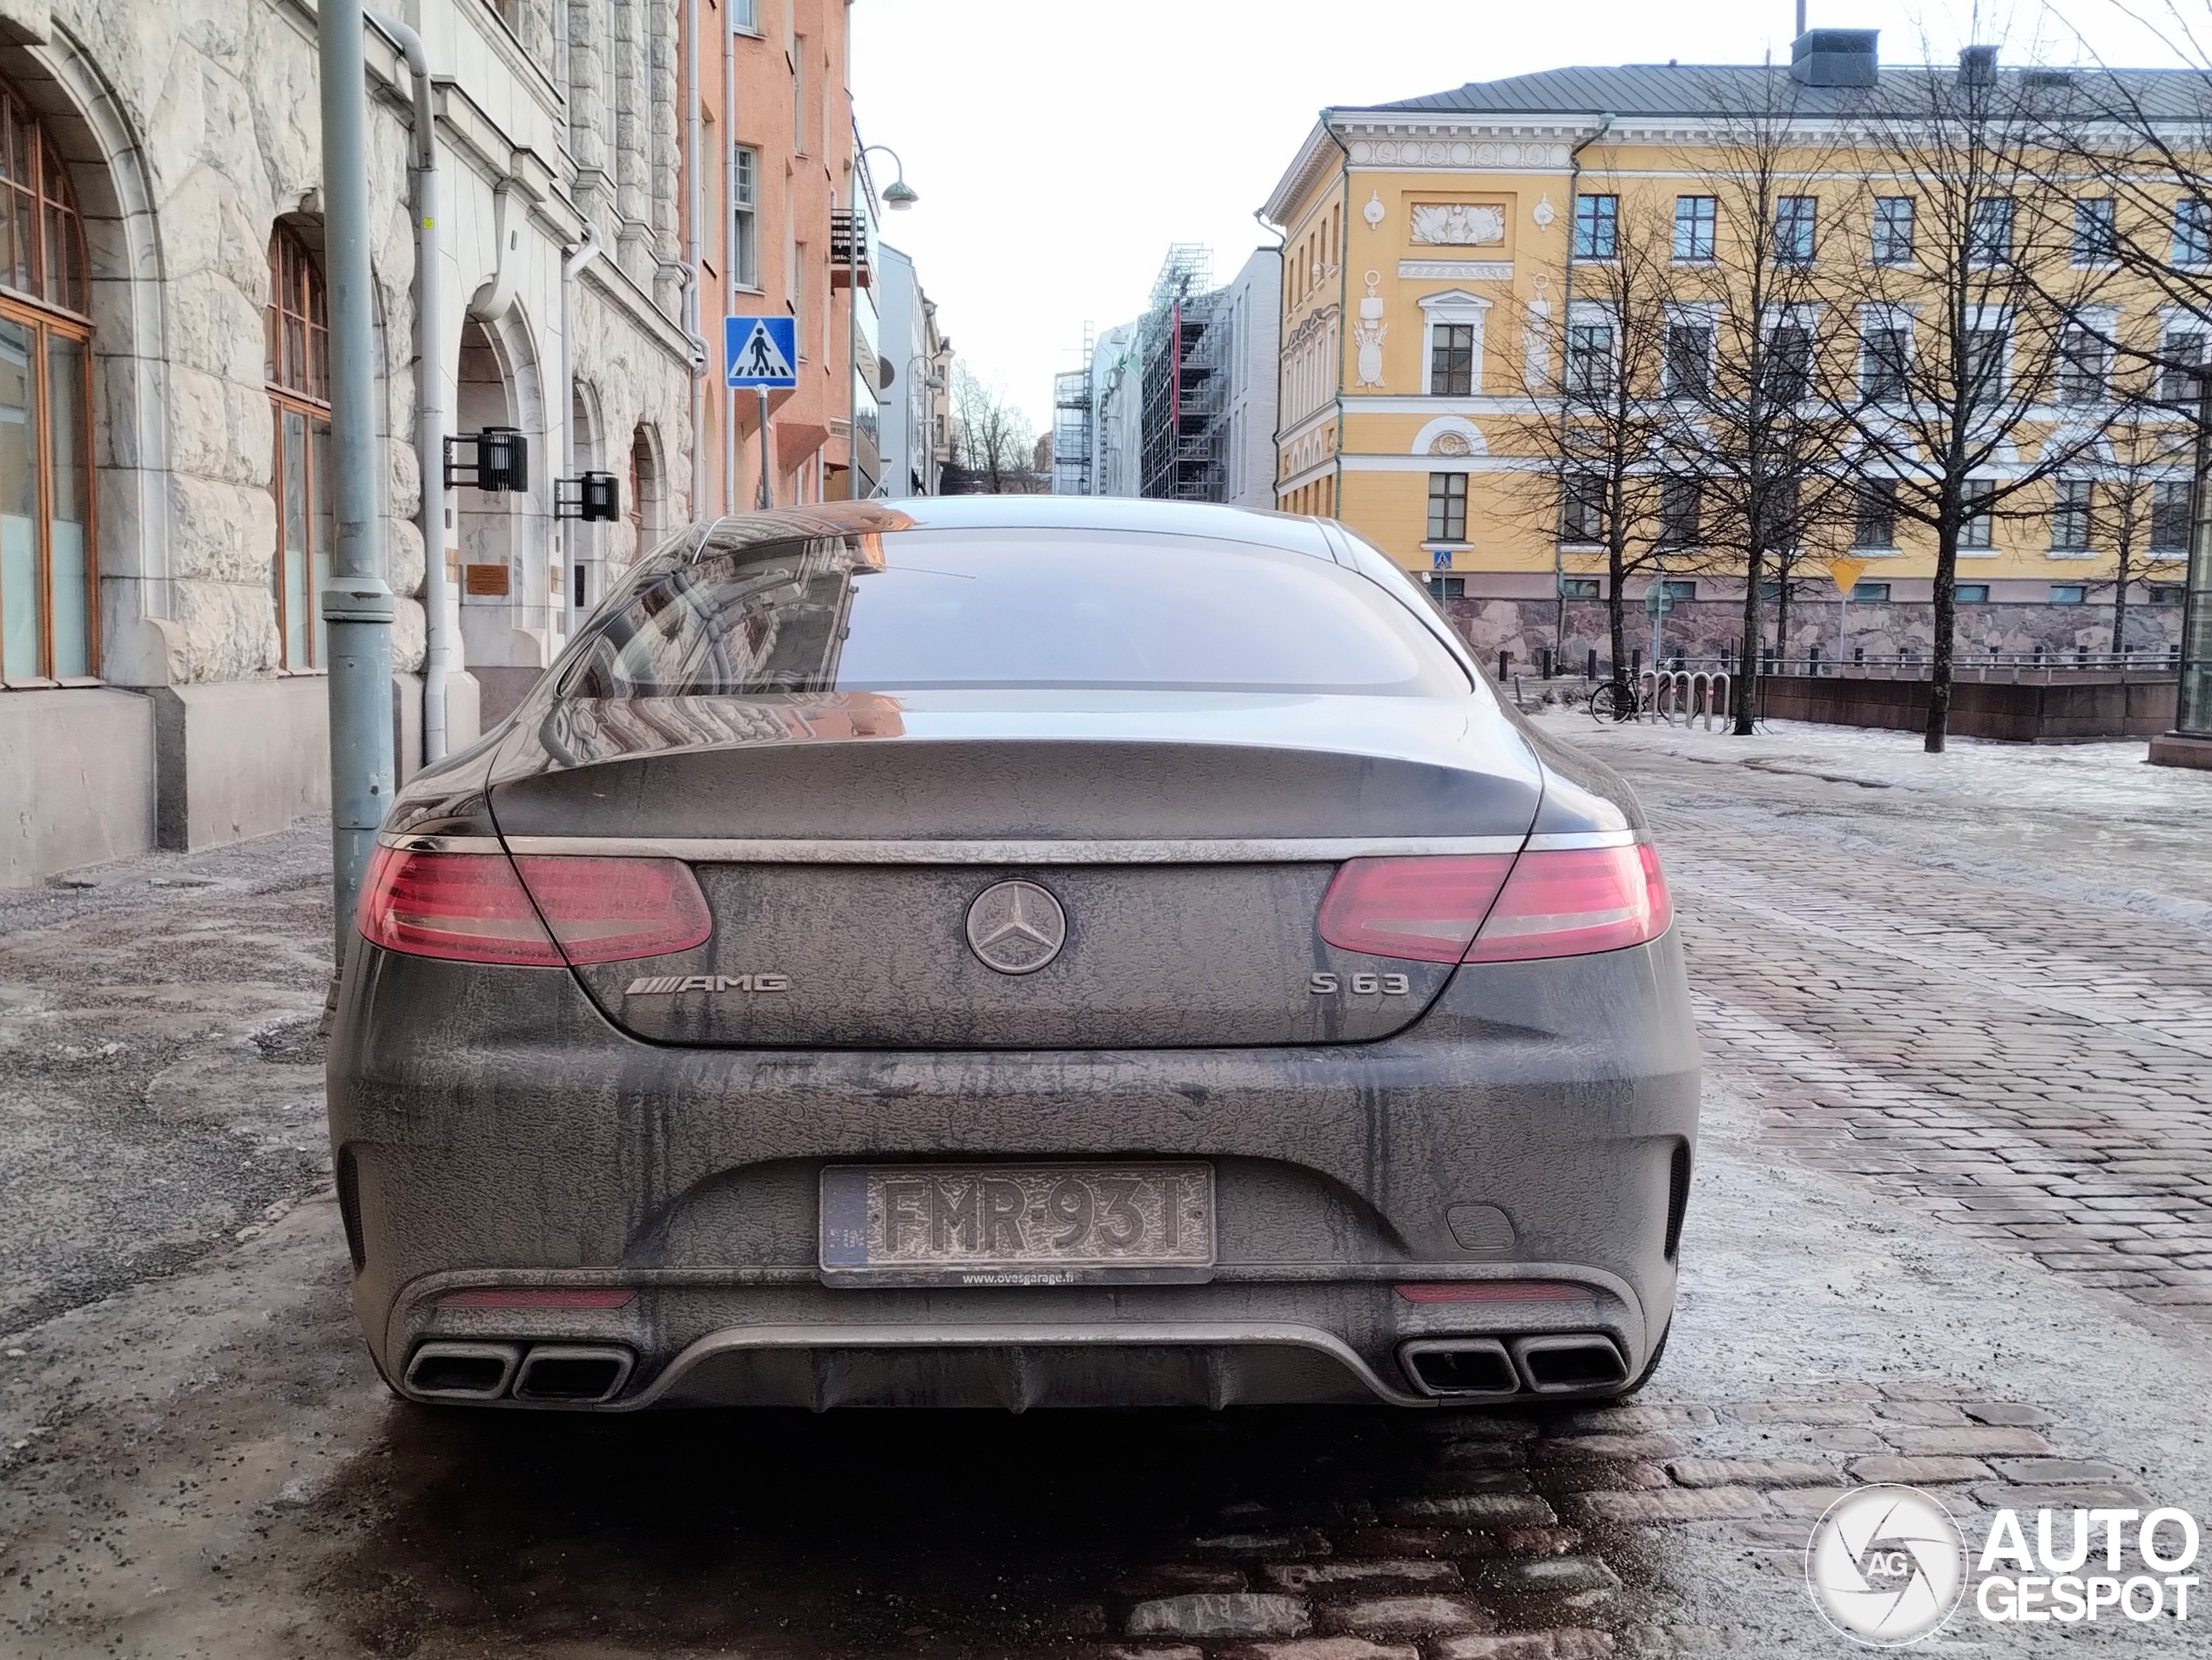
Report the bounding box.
[377,830,1642,863]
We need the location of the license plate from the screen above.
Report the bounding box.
[819,1163,1215,1286]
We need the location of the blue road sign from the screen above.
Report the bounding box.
[1431,548,1455,570]
[725,314,798,388]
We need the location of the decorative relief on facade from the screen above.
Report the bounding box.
[1430,431,1472,455]
[1399,260,1512,281]
[1364,189,1385,229]
[1410,204,1504,246]
[1353,271,1386,388]
[1523,273,1552,390]
[1347,139,1572,169]
[1533,193,1556,229]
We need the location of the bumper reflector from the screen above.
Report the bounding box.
[1394,1281,1590,1302]
[439,1287,637,1309]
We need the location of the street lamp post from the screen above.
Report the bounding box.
[846,145,918,501]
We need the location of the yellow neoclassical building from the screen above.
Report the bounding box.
[1260,35,2201,669]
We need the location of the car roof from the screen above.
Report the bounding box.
[668,496,1342,563]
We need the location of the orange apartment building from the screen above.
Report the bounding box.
[690,0,876,511]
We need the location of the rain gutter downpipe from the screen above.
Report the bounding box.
[559,223,603,638]
[368,9,450,763]
[317,0,395,962]
[1324,113,1350,522]
[1554,111,1615,659]
[685,0,705,517]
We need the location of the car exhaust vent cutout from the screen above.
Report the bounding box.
[1512,1333,1629,1393]
[1399,1338,1521,1399]
[1665,1142,1693,1260]
[513,1345,635,1405]
[404,1341,520,1400]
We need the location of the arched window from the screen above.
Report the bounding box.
[266,226,330,668]
[0,80,93,685]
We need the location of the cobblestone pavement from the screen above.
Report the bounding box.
[2,725,2209,1657]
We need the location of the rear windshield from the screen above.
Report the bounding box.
[560,529,1471,698]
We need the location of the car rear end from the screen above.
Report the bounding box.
[327,500,1697,1411]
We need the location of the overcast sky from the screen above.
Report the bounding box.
[849,2,2190,431]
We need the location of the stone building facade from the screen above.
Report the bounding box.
[0,0,698,885]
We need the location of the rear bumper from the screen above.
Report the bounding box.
[327,930,1699,1408]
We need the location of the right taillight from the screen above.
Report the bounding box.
[1314,842,1671,966]
[355,847,711,966]
[1462,842,1671,962]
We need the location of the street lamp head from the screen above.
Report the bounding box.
[882,177,920,211]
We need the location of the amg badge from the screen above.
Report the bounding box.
[624,973,790,995]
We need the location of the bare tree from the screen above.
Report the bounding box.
[1823,52,2123,749]
[2078,395,2195,651]
[945,366,1044,494]
[1663,80,1865,733]
[1514,199,1691,697]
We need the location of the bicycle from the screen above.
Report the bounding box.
[1588,678,1651,723]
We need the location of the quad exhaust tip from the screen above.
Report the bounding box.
[1511,1333,1629,1393]
[1400,1333,1629,1398]
[404,1340,521,1400]
[513,1344,635,1404]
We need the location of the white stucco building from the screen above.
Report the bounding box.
[0,0,698,885]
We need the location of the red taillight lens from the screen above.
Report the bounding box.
[355,847,564,965]
[1316,854,1516,962]
[1462,842,1671,963]
[509,856,712,963]
[355,849,711,966]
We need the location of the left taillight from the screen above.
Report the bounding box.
[355,848,711,966]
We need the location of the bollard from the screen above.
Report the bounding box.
[1586,648,1599,682]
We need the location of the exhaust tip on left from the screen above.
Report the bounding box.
[404,1341,521,1400]
[1399,1337,1521,1399]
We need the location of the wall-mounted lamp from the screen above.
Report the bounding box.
[445,427,529,492]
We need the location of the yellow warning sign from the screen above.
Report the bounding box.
[1826,557,1869,596]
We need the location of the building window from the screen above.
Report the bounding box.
[1851,581,1892,603]
[733,145,759,288]
[1572,193,1617,260]
[1955,583,1991,603]
[266,226,332,670]
[1559,577,1600,598]
[2073,198,2117,265]
[2161,331,2205,403]
[1663,322,1711,395]
[2152,480,2194,551]
[0,81,93,685]
[2054,326,2107,404]
[2049,583,2087,604]
[1659,578,1696,602]
[1673,195,1716,261]
[2148,582,2184,604]
[1963,327,2006,399]
[1426,471,1468,542]
[1969,196,2015,267]
[1960,483,1995,549]
[731,0,758,30]
[2175,198,2212,266]
[1658,476,1701,546]
[1871,196,1915,264]
[2050,478,2094,550]
[1774,195,1816,264]
[1426,574,1465,599]
[1764,322,1813,405]
[792,34,807,154]
[1854,479,1897,548]
[1559,475,1605,543]
[1566,321,1612,396]
[1429,321,1475,395]
[1861,325,1910,402]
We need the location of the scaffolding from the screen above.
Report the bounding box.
[1051,323,1095,496]
[1139,246,1228,503]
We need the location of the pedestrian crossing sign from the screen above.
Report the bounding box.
[725,314,798,388]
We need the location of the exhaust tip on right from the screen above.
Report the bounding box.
[1511,1333,1629,1393]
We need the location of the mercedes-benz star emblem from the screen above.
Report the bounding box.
[965,880,1067,975]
